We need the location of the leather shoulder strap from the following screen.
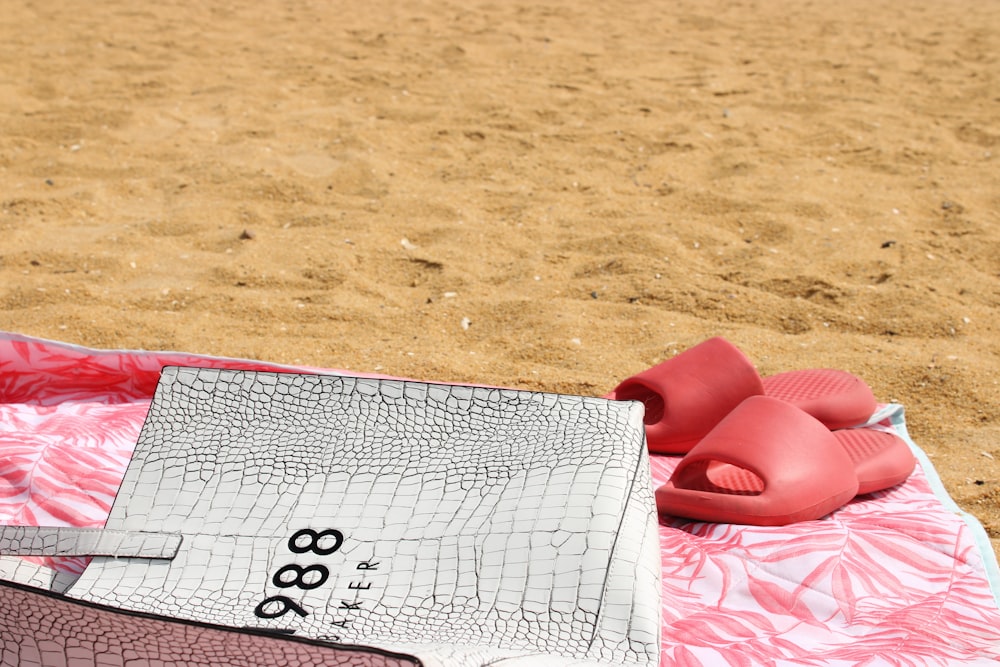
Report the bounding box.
[0,526,181,559]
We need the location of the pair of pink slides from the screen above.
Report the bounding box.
[608,338,916,526]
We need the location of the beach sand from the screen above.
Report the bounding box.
[1,0,997,556]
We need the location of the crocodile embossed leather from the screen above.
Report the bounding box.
[0,577,420,667]
[13,367,661,667]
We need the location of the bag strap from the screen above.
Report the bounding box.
[0,526,181,559]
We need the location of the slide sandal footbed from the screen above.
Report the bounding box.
[679,461,764,495]
[762,369,877,431]
[834,427,916,495]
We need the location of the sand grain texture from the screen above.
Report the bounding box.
[1,0,998,556]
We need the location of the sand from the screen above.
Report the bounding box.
[1,0,997,557]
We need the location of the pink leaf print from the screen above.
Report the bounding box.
[668,644,703,667]
[830,562,857,623]
[747,577,800,617]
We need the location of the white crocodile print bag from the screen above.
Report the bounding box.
[1,367,661,667]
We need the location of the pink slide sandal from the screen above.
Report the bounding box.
[608,337,877,454]
[654,396,916,525]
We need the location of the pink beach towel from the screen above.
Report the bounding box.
[1,332,998,665]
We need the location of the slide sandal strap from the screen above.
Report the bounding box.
[612,337,764,453]
[661,397,859,525]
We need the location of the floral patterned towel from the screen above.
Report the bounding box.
[1,332,998,665]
